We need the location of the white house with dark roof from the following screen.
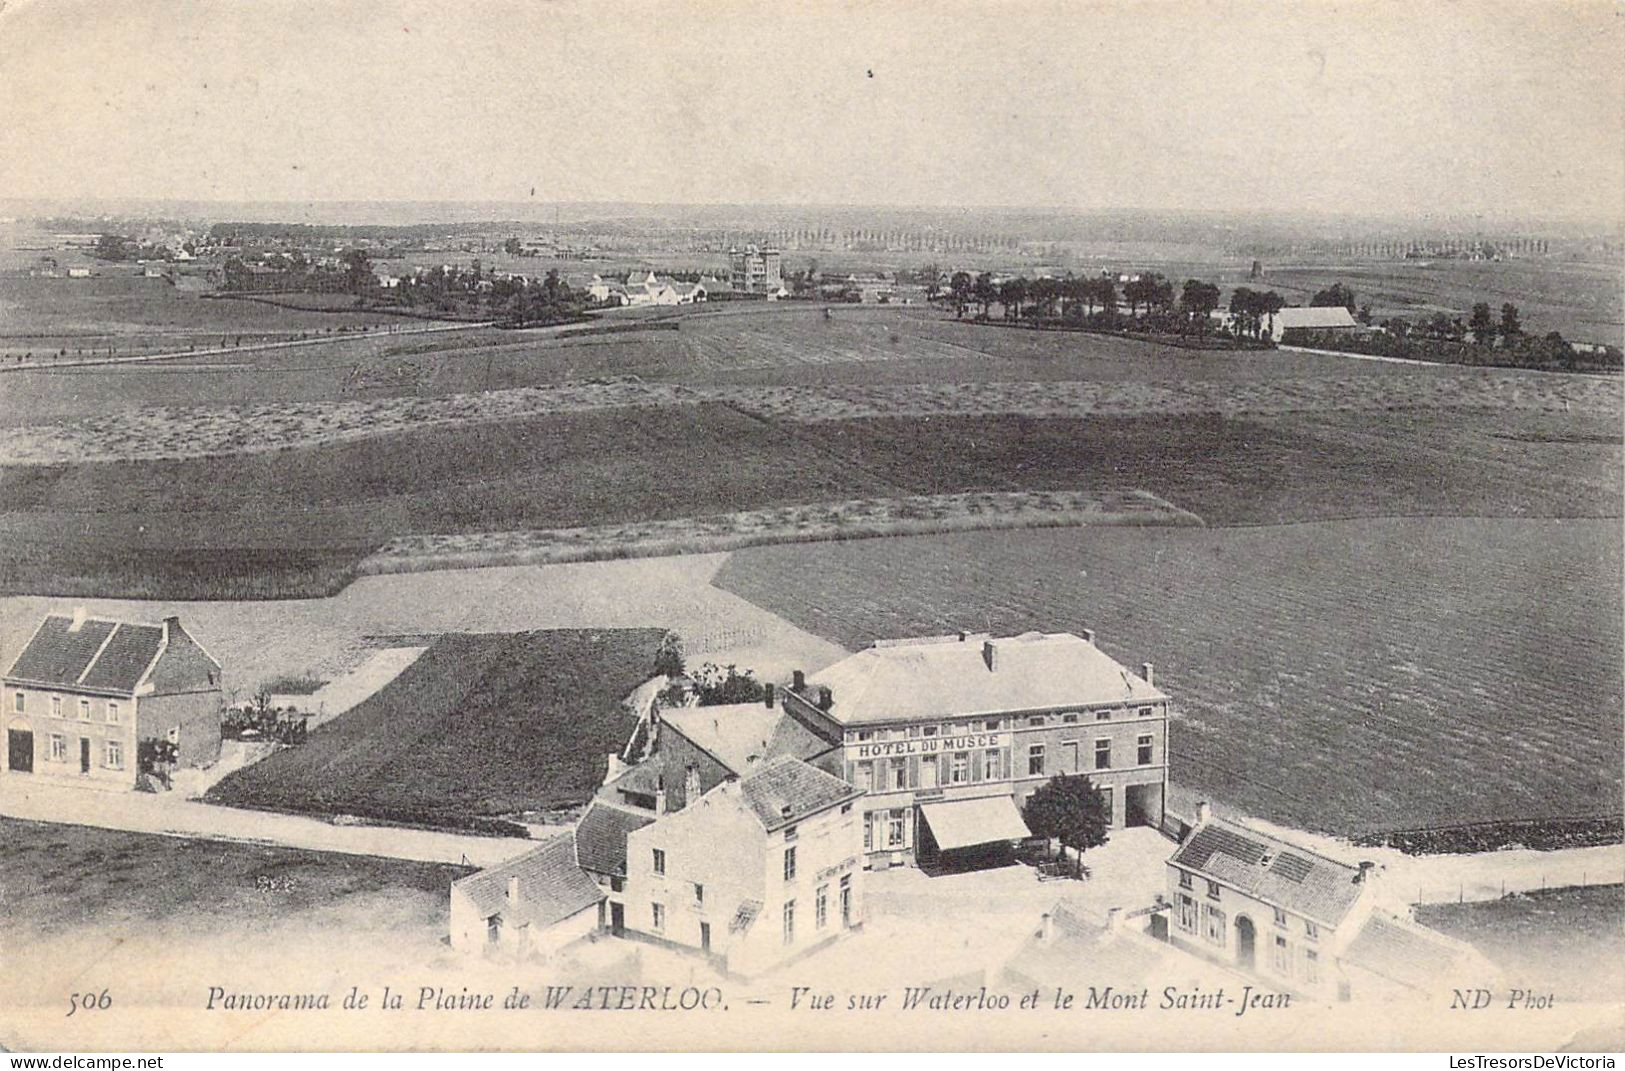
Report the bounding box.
[449,833,604,957]
[1164,805,1490,1001]
[622,755,865,976]
[3,608,223,789]
[784,630,1169,869]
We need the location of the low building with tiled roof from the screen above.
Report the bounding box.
[622,756,865,976]
[652,689,841,812]
[1162,803,1465,1002]
[449,833,604,956]
[574,798,656,886]
[784,630,1169,869]
[3,608,223,789]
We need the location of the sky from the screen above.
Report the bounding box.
[1,0,1621,223]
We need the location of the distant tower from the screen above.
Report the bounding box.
[1250,259,1263,280]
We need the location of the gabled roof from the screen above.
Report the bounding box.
[805,631,1164,726]
[661,702,834,775]
[737,755,862,833]
[1343,912,1473,992]
[5,614,166,695]
[452,834,602,929]
[1169,818,1367,927]
[573,799,655,877]
[1277,306,1358,329]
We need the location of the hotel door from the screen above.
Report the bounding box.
[7,729,32,773]
[80,737,91,774]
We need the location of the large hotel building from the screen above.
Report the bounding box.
[780,630,1169,869]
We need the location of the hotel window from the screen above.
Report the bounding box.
[1203,904,1226,945]
[106,701,120,725]
[984,748,1002,780]
[919,754,938,788]
[1101,787,1113,826]
[840,874,852,926]
[104,740,123,770]
[1062,713,1077,724]
[79,699,91,722]
[1303,948,1320,984]
[863,815,874,851]
[784,824,798,842]
[815,885,829,929]
[984,719,1001,732]
[1139,706,1155,717]
[889,757,907,790]
[1206,880,1221,901]
[1027,745,1044,777]
[693,883,704,907]
[1304,921,1319,942]
[1177,894,1198,934]
[652,849,666,875]
[855,761,873,791]
[886,810,906,847]
[1272,936,1290,974]
[12,691,22,713]
[1027,716,1045,727]
[51,696,61,718]
[1137,734,1154,766]
[949,752,969,784]
[840,802,852,814]
[49,734,65,762]
[1273,908,1287,929]
[651,903,665,933]
[783,900,796,945]
[856,730,873,742]
[922,725,938,737]
[1095,709,1111,721]
[783,846,797,882]
[1178,869,1193,890]
[1094,739,1111,770]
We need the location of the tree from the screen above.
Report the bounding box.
[1180,279,1221,336]
[1310,282,1358,314]
[341,248,374,295]
[1499,303,1522,339]
[997,277,1027,321]
[971,272,997,319]
[948,271,972,318]
[653,631,685,679]
[1021,774,1111,866]
[689,663,767,706]
[503,236,522,255]
[1469,302,1496,345]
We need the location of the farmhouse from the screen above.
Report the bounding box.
[586,271,708,307]
[621,756,865,976]
[785,631,1169,870]
[1270,305,1359,342]
[2,608,223,789]
[574,797,656,935]
[1163,804,1492,1000]
[448,833,604,957]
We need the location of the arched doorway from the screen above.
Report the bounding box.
[1235,915,1256,970]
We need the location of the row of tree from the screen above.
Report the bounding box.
[938,270,1270,341]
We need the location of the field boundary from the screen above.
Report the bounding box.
[357,489,1204,576]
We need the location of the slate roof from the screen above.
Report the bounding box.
[661,703,834,775]
[5,615,163,694]
[573,799,655,877]
[452,834,602,929]
[806,631,1165,726]
[737,755,862,833]
[1343,912,1471,992]
[1169,818,1367,927]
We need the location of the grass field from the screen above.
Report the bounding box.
[206,629,665,823]
[712,518,1623,836]
[1416,885,1625,1003]
[0,816,465,939]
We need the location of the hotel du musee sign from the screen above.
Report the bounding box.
[845,731,1010,760]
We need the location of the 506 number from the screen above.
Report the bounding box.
[68,989,112,1017]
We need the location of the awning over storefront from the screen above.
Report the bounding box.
[919,796,1032,851]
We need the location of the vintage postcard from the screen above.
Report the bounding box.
[0,0,1621,1055]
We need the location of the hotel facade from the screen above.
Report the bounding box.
[781,631,1169,869]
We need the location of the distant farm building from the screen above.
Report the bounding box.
[449,834,604,957]
[1271,305,1358,342]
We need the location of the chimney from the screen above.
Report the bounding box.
[506,876,521,905]
[792,669,805,692]
[983,640,997,671]
[763,683,775,708]
[655,786,668,814]
[69,606,88,633]
[780,804,793,819]
[1081,628,1095,644]
[817,685,833,711]
[1356,861,1376,884]
[1195,800,1211,826]
[1105,907,1123,933]
[1038,911,1054,942]
[1141,662,1155,686]
[957,630,969,642]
